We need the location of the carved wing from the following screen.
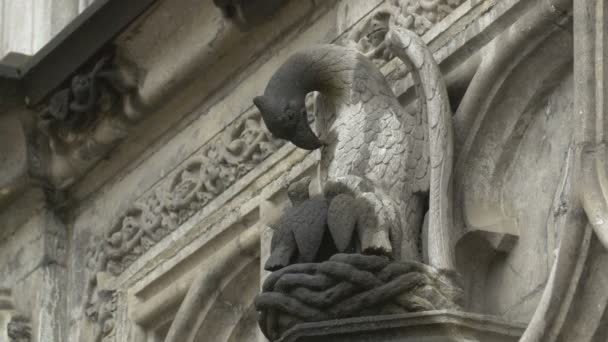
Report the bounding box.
[387,26,455,271]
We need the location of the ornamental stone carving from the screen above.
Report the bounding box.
[7,315,31,342]
[253,25,460,339]
[83,110,284,336]
[30,54,144,190]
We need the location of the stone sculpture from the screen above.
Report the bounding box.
[256,254,462,340]
[253,25,458,339]
[254,25,454,266]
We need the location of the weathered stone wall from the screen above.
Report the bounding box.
[1,0,604,342]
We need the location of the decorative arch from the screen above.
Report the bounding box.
[162,227,261,342]
[453,0,607,340]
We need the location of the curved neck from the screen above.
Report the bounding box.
[263,46,355,103]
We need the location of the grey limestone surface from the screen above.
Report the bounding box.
[0,0,606,342]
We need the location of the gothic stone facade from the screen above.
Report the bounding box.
[0,0,607,342]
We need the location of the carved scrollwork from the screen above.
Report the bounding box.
[83,110,284,335]
[31,54,144,190]
[85,289,117,342]
[349,0,465,63]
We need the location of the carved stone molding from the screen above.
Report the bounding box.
[83,109,284,338]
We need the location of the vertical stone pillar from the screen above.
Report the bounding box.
[31,210,68,342]
[0,207,68,342]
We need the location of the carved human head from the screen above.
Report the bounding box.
[71,74,92,100]
[367,11,392,47]
[253,95,322,150]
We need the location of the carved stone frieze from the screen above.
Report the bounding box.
[84,111,282,275]
[83,110,284,334]
[348,0,465,63]
[85,289,117,342]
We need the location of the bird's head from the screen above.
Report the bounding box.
[253,95,322,150]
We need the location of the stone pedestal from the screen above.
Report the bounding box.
[278,310,525,342]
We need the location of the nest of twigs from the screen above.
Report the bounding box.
[255,253,464,340]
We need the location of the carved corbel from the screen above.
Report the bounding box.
[578,0,608,249]
[212,0,288,31]
[29,54,144,190]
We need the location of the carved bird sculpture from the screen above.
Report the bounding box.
[266,177,360,271]
[255,27,454,269]
[265,177,327,270]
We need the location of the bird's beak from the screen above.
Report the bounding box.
[289,115,323,150]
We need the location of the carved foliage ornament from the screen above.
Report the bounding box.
[84,112,282,274]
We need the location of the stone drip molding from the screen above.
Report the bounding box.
[348,0,466,63]
[83,109,283,339]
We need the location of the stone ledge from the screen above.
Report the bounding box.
[278,310,526,342]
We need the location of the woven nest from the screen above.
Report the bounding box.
[255,253,464,340]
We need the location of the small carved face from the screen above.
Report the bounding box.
[72,74,92,99]
[121,216,139,237]
[253,95,322,150]
[366,11,391,47]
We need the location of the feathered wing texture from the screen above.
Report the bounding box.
[290,197,329,263]
[265,36,451,266]
[327,194,358,252]
[387,26,455,271]
[302,40,433,260]
[344,49,430,261]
